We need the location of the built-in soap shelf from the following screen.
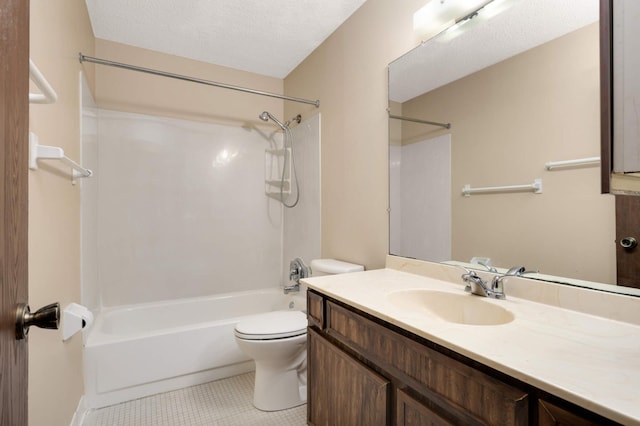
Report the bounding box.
[265,148,291,199]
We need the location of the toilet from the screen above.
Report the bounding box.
[234,258,364,411]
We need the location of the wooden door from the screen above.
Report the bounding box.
[0,0,30,425]
[616,195,640,288]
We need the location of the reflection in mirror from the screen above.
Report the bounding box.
[388,0,639,295]
[610,0,640,193]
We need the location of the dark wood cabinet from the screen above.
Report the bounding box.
[307,289,621,426]
[324,299,528,425]
[308,328,390,425]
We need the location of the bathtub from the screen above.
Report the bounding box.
[82,288,306,409]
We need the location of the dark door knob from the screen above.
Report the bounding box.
[15,302,60,340]
[620,237,638,250]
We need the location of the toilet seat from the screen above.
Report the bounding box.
[234,310,307,340]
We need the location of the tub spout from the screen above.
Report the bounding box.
[284,284,299,294]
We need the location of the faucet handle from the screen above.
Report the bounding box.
[505,266,526,276]
[490,266,529,299]
[456,266,487,294]
[454,264,475,277]
[289,258,311,283]
[453,265,474,290]
[491,274,508,294]
[476,260,497,273]
[492,265,539,296]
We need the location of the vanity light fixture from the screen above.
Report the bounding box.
[414,0,518,42]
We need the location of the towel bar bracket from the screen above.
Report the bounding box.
[29,133,92,184]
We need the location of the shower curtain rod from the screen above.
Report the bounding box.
[388,112,451,129]
[79,53,320,108]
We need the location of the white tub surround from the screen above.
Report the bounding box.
[83,289,306,409]
[302,258,640,426]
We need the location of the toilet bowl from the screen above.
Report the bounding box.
[233,258,364,411]
[234,310,308,411]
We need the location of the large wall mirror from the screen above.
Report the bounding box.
[388,0,640,295]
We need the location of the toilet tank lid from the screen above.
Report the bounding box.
[310,259,364,274]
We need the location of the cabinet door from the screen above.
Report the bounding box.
[308,328,390,426]
[397,389,454,426]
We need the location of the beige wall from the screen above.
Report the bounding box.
[94,39,284,127]
[284,0,427,270]
[398,24,616,283]
[29,0,95,425]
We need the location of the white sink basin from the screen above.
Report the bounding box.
[387,289,514,326]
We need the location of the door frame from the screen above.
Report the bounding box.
[0,0,30,424]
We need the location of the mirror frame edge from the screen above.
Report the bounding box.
[600,0,612,194]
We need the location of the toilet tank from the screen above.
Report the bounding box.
[310,259,364,276]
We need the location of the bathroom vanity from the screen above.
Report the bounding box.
[302,258,640,425]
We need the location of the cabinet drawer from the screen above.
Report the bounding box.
[326,301,528,426]
[307,290,324,328]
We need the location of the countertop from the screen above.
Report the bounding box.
[302,268,640,425]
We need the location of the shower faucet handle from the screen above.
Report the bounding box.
[289,258,311,283]
[286,258,311,294]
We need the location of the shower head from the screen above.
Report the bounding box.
[259,111,287,130]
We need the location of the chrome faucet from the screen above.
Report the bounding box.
[505,265,526,276]
[489,266,530,298]
[459,266,505,299]
[285,257,311,294]
[459,265,532,300]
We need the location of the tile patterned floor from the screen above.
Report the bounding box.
[82,372,307,426]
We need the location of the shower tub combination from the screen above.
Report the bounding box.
[83,288,306,409]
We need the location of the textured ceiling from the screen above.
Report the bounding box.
[389,0,600,103]
[85,0,368,79]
